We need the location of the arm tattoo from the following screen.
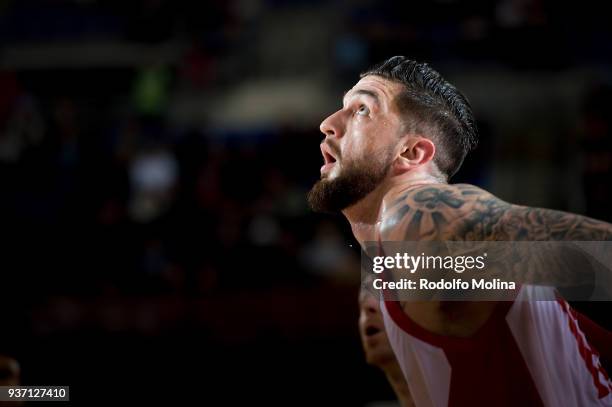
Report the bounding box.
[384,184,612,287]
[387,184,612,242]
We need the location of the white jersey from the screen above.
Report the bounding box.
[381,285,612,407]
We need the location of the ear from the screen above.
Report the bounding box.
[394,137,436,174]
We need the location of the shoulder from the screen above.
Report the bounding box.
[379,183,509,241]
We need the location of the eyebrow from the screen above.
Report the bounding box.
[343,89,381,106]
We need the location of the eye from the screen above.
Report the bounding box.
[356,104,370,116]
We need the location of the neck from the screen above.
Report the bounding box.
[342,172,443,244]
[382,362,413,407]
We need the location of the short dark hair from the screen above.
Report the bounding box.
[361,56,478,179]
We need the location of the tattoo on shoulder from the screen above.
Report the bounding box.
[388,184,612,241]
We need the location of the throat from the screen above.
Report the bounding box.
[343,193,383,225]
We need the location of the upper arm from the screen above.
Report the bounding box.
[379,184,611,289]
[381,183,612,242]
[500,205,612,241]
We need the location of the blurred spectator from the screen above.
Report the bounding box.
[0,355,20,386]
[0,354,21,406]
[128,146,178,222]
[300,220,359,283]
[580,83,612,222]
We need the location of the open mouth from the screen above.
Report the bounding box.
[323,150,336,165]
[365,325,382,337]
[320,144,338,174]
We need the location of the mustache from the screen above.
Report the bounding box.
[322,141,341,159]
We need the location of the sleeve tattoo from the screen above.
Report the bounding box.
[384,184,612,287]
[387,184,612,242]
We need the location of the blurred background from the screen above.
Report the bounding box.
[1,0,611,404]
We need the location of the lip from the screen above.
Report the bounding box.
[363,330,385,347]
[320,143,338,170]
[363,323,383,338]
[320,162,335,174]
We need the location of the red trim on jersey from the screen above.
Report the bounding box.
[575,310,612,363]
[556,298,612,399]
[384,299,512,350]
[384,298,544,406]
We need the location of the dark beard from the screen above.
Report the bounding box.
[307,154,391,213]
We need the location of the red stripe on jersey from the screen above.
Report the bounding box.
[556,298,612,399]
[385,300,544,406]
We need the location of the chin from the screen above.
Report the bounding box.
[365,348,396,367]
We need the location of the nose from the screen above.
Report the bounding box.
[361,294,380,315]
[319,110,342,139]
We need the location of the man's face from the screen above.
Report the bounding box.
[358,288,396,367]
[308,76,406,213]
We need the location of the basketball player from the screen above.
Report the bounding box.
[359,280,414,407]
[308,56,612,406]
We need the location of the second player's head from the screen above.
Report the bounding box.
[308,56,478,213]
[358,285,396,367]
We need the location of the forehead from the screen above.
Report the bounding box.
[358,283,378,304]
[344,75,404,106]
